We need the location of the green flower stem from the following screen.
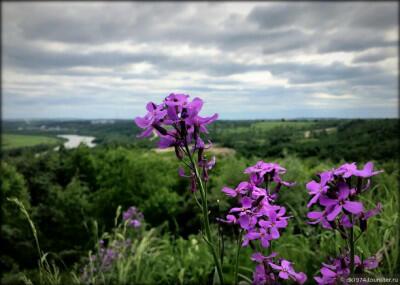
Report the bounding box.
[184,143,224,285]
[349,215,355,274]
[234,230,243,285]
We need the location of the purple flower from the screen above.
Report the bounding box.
[259,208,289,240]
[319,183,364,221]
[251,252,278,285]
[230,197,257,230]
[244,161,293,189]
[307,162,383,232]
[269,259,307,284]
[244,161,286,177]
[361,256,379,270]
[307,208,333,229]
[251,252,277,263]
[198,156,216,181]
[123,206,137,221]
[253,264,271,285]
[314,254,379,285]
[306,171,333,208]
[135,93,218,151]
[129,219,141,228]
[134,102,168,138]
[245,227,271,248]
[223,161,302,284]
[333,161,383,179]
[333,162,357,178]
[361,203,382,220]
[164,93,189,109]
[222,181,251,198]
[353,162,384,178]
[230,196,253,214]
[122,206,143,229]
[314,266,338,285]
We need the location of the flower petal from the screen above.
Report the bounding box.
[327,205,342,221]
[221,187,237,197]
[343,201,364,214]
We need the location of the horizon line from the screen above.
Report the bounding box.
[2,117,399,121]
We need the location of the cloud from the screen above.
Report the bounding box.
[2,2,398,119]
[352,48,398,63]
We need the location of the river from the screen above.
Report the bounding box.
[56,134,96,149]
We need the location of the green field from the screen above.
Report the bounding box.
[2,133,62,150]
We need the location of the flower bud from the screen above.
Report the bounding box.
[174,145,184,160]
[191,174,197,192]
[360,219,367,232]
[152,124,168,135]
[198,147,204,162]
[180,120,187,137]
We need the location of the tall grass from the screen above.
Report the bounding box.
[76,207,214,285]
[7,198,62,285]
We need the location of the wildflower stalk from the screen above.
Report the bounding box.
[349,214,355,274]
[234,230,243,285]
[307,162,383,283]
[221,161,306,284]
[135,94,222,283]
[184,142,224,285]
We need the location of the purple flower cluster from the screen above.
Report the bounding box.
[306,162,383,230]
[314,254,379,285]
[135,93,218,192]
[81,206,143,282]
[252,253,307,285]
[134,93,218,152]
[81,238,132,282]
[222,161,306,284]
[123,206,144,228]
[307,162,383,282]
[222,161,293,247]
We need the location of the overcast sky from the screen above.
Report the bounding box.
[2,1,399,119]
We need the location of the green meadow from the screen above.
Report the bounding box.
[2,134,63,150]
